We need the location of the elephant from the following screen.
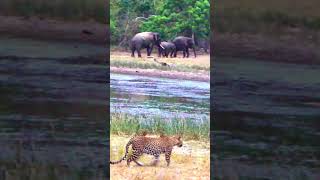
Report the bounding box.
[172,36,196,58]
[158,41,176,58]
[197,39,210,53]
[130,32,161,58]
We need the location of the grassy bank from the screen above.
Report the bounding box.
[110,113,210,141]
[0,0,106,23]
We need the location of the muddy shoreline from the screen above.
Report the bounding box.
[111,67,209,82]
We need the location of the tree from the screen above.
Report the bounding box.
[139,0,210,41]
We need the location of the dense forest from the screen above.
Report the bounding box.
[110,0,210,45]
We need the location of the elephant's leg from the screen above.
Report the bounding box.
[165,50,169,58]
[183,49,186,58]
[148,45,154,56]
[174,50,177,57]
[193,47,197,58]
[131,47,135,57]
[137,49,142,58]
[146,47,150,56]
[158,47,162,57]
[170,50,174,58]
[186,48,190,58]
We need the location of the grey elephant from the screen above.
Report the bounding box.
[172,36,196,58]
[159,41,176,58]
[197,39,210,53]
[130,32,161,57]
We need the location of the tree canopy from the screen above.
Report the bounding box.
[110,0,210,45]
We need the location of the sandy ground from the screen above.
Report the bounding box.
[110,135,210,180]
[110,50,210,82]
[110,50,210,67]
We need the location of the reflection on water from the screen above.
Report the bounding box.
[213,57,320,179]
[0,36,107,179]
[111,73,210,122]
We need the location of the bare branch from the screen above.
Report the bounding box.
[134,15,157,21]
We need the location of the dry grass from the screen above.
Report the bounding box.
[110,135,210,180]
[110,50,210,73]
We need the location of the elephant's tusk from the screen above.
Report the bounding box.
[160,44,165,49]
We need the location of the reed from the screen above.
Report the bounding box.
[110,112,210,141]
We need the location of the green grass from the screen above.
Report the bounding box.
[110,113,210,141]
[0,0,106,23]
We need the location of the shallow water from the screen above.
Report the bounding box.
[213,57,320,179]
[111,73,210,121]
[0,36,107,179]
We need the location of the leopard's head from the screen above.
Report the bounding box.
[172,135,183,147]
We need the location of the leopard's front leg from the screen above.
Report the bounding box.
[151,154,160,166]
[165,150,172,167]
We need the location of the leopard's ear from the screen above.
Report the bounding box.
[141,130,147,136]
[160,131,165,138]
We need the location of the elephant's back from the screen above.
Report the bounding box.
[132,32,153,39]
[161,42,175,47]
[173,36,192,42]
[132,32,155,44]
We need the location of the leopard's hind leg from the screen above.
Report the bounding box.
[127,150,143,166]
[133,159,144,166]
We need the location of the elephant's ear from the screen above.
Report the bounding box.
[153,34,157,41]
[153,33,160,41]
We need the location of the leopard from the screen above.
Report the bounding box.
[110,134,183,166]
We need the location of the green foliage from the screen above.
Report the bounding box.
[140,0,210,40]
[110,0,210,44]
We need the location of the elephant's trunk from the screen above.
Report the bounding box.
[192,32,196,58]
[193,47,197,58]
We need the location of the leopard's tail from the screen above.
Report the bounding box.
[110,140,132,164]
